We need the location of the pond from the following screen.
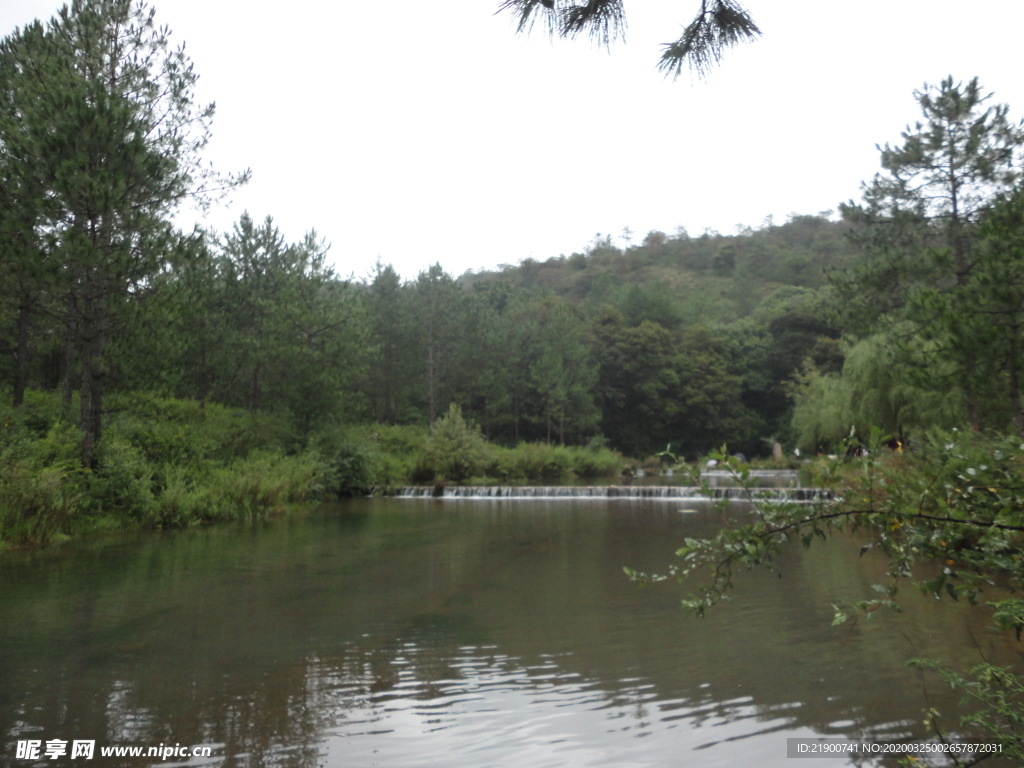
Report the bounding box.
[0,498,1017,767]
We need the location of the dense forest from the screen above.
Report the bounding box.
[6,0,1024,753]
[3,0,1024,540]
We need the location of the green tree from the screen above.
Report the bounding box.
[452,289,507,440]
[0,151,49,408]
[488,295,538,443]
[593,310,682,455]
[0,0,246,465]
[411,265,467,423]
[836,77,1024,431]
[212,214,365,430]
[524,296,599,444]
[789,334,963,451]
[139,236,227,406]
[907,190,1024,435]
[842,77,1023,285]
[421,403,492,482]
[363,262,419,425]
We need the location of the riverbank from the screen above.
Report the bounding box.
[0,391,626,548]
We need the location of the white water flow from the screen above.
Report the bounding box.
[395,485,830,501]
[396,470,826,501]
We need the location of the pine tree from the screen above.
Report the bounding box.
[0,0,247,465]
[498,0,761,78]
[837,77,1024,430]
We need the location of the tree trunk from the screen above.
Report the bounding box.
[1010,363,1024,438]
[79,331,95,468]
[12,300,32,408]
[78,274,108,469]
[62,317,76,419]
[965,392,981,432]
[427,334,437,423]
[79,339,104,468]
[250,362,262,411]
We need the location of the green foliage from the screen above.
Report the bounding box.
[491,442,574,482]
[0,418,85,545]
[835,77,1024,432]
[907,659,1024,762]
[790,335,964,450]
[104,394,300,466]
[628,431,1024,745]
[352,423,429,488]
[565,443,623,478]
[309,428,380,497]
[148,451,324,528]
[477,441,622,483]
[420,404,493,483]
[0,0,247,466]
[0,390,328,544]
[498,0,761,79]
[594,312,753,456]
[87,436,157,522]
[905,190,1024,434]
[990,597,1024,641]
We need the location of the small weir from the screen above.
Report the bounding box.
[393,485,831,502]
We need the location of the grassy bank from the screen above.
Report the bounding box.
[0,393,626,547]
[0,392,327,547]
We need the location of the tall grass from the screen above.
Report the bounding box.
[1,391,328,547]
[487,442,623,482]
[0,418,86,546]
[1,389,626,548]
[152,452,325,527]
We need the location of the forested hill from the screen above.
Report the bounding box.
[356,213,858,459]
[7,0,1020,480]
[460,214,859,323]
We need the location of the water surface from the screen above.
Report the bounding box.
[0,498,1016,767]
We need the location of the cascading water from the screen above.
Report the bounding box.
[393,485,831,502]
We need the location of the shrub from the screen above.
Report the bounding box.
[104,394,299,466]
[420,405,493,482]
[152,451,326,527]
[0,421,86,545]
[88,437,157,523]
[566,445,622,478]
[492,442,574,482]
[309,430,378,496]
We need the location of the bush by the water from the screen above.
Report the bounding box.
[0,392,328,546]
[416,404,493,482]
[1,390,625,547]
[409,406,623,484]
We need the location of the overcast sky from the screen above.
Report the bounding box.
[3,0,1024,280]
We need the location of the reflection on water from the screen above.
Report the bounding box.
[0,499,1018,767]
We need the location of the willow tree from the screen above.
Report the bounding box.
[836,77,1024,431]
[0,0,246,465]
